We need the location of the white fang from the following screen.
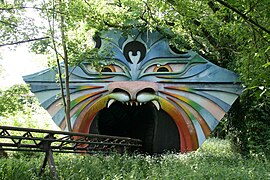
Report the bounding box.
[151,100,160,110]
[107,99,116,108]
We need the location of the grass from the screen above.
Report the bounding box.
[0,138,269,180]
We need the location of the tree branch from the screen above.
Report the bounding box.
[0,6,43,11]
[244,1,259,15]
[0,5,68,17]
[193,19,219,49]
[83,0,91,8]
[0,36,49,47]
[215,0,270,35]
[144,1,159,26]
[0,20,17,27]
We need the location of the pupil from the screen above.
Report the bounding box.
[157,67,169,72]
[101,67,113,72]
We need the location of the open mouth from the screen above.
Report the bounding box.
[89,99,180,154]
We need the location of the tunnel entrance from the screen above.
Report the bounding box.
[90,101,180,154]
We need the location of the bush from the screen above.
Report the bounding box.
[212,92,270,159]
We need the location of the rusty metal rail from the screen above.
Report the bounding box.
[0,126,142,179]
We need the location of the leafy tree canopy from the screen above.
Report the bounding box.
[0,0,269,157]
[0,84,33,117]
[2,0,269,99]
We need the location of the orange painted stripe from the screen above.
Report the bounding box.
[73,95,109,133]
[159,97,193,152]
[168,97,199,150]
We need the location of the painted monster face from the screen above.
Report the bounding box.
[23,30,242,154]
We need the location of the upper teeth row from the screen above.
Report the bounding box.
[107,99,160,110]
[125,102,142,106]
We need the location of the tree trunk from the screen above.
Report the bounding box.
[60,0,72,132]
[44,1,71,132]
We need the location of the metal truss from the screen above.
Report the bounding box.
[0,126,142,179]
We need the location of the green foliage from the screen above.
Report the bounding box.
[0,84,32,117]
[0,84,58,130]
[241,93,270,158]
[0,0,41,47]
[214,93,270,158]
[0,138,269,179]
[1,0,270,157]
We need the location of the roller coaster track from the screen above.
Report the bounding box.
[0,126,142,179]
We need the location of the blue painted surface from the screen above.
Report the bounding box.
[23,30,243,152]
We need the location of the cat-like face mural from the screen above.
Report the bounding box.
[23,30,242,154]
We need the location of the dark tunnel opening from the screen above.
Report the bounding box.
[90,101,180,154]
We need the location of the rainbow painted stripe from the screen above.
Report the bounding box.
[23,29,243,153]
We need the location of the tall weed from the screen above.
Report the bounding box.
[0,138,269,180]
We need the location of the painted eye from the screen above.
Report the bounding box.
[154,65,172,72]
[144,63,187,74]
[100,65,116,72]
[82,64,125,74]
